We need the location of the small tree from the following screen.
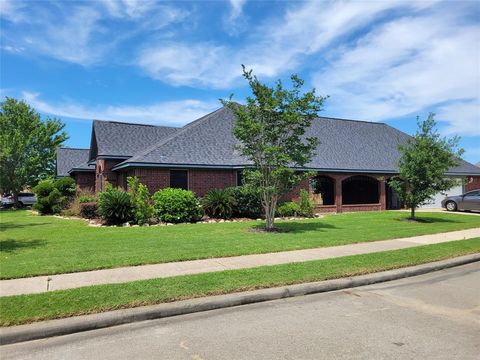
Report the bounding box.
[389,113,463,220]
[0,97,68,204]
[222,67,327,230]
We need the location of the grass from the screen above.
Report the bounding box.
[1,209,479,279]
[1,238,479,326]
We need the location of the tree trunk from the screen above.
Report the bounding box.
[410,206,415,220]
[263,194,278,231]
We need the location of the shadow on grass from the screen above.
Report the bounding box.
[251,221,338,234]
[0,239,46,253]
[397,216,463,224]
[0,222,50,232]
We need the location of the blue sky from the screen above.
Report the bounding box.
[1,0,479,163]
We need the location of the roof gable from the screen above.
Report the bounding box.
[56,148,93,177]
[90,120,178,160]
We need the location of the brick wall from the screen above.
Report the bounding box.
[465,176,480,192]
[95,159,123,192]
[73,172,95,192]
[188,169,237,196]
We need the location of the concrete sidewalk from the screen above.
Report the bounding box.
[1,228,479,297]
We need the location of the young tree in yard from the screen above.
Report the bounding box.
[389,113,463,220]
[222,67,327,231]
[0,97,68,204]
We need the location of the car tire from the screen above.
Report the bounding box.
[17,201,24,208]
[445,201,457,211]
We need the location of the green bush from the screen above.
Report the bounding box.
[228,186,263,218]
[32,179,62,215]
[80,202,98,219]
[203,189,236,219]
[152,188,203,223]
[276,202,301,217]
[299,189,314,217]
[78,194,96,204]
[55,176,76,199]
[127,176,154,225]
[98,185,133,225]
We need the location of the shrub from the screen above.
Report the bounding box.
[32,179,62,215]
[78,194,96,204]
[127,176,154,225]
[152,188,203,223]
[276,202,301,217]
[228,186,263,218]
[80,202,98,219]
[203,189,236,219]
[54,176,76,199]
[299,189,314,217]
[98,185,133,225]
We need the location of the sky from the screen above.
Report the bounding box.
[1,0,479,163]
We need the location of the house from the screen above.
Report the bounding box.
[56,106,480,212]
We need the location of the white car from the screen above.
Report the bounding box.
[1,192,37,208]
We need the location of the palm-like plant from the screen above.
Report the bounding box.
[202,189,236,219]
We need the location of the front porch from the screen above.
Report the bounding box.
[307,173,401,213]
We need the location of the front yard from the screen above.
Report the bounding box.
[1,210,479,279]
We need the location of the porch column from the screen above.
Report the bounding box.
[335,175,343,213]
[379,178,386,210]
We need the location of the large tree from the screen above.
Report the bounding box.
[389,113,463,220]
[222,67,327,231]
[0,97,68,204]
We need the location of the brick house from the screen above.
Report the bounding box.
[56,106,480,212]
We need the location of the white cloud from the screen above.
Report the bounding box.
[136,0,438,88]
[1,1,187,66]
[223,0,247,36]
[21,92,218,127]
[312,9,480,136]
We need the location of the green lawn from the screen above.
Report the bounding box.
[1,210,479,279]
[1,238,478,326]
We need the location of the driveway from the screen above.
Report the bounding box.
[2,262,479,359]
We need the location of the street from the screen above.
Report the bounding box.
[2,262,479,359]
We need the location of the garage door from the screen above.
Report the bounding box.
[419,183,464,209]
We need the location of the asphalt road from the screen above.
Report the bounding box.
[2,262,480,360]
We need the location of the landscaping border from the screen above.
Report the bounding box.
[1,253,478,346]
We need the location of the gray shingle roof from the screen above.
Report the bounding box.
[56,148,94,177]
[90,120,178,160]
[111,107,480,176]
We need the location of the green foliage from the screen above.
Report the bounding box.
[221,67,326,230]
[299,189,314,217]
[32,179,62,215]
[276,202,301,217]
[80,202,98,219]
[152,188,203,223]
[0,97,68,203]
[78,194,97,204]
[55,177,76,198]
[203,189,236,219]
[98,184,133,225]
[127,176,154,225]
[228,185,263,219]
[389,114,464,219]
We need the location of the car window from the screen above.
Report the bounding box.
[19,193,35,197]
[464,191,480,197]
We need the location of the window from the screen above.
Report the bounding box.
[237,170,243,186]
[465,191,480,197]
[170,170,188,190]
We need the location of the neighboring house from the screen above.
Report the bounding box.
[56,148,95,190]
[56,106,480,212]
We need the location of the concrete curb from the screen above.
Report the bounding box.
[1,253,479,346]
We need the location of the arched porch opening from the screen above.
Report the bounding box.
[342,175,379,204]
[310,175,335,205]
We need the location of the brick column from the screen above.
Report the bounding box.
[379,178,386,210]
[335,175,343,213]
